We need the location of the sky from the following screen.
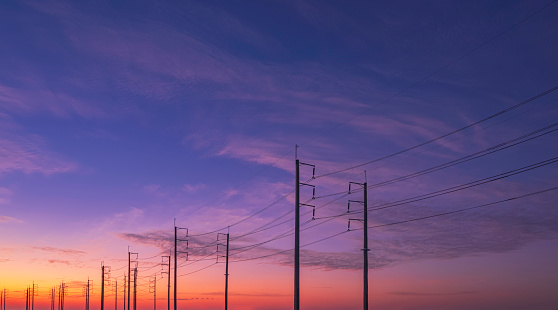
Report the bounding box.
[1,0,558,309]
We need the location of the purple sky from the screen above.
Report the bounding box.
[1,0,558,309]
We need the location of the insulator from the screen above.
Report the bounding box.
[347,201,350,213]
[312,208,315,220]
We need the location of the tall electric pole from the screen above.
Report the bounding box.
[26,286,29,310]
[174,220,188,310]
[348,176,369,310]
[128,250,138,310]
[294,151,316,310]
[218,232,230,310]
[161,255,171,310]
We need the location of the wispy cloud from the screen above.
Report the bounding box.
[29,246,86,255]
[48,259,72,265]
[0,117,78,176]
[388,290,477,296]
[0,215,23,223]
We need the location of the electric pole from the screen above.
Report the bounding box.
[149,276,157,310]
[294,151,316,310]
[174,220,188,310]
[32,282,37,310]
[217,232,230,310]
[347,175,369,310]
[102,264,105,310]
[51,287,55,310]
[114,279,117,310]
[83,278,93,310]
[123,275,127,310]
[60,282,66,310]
[133,268,137,310]
[161,255,171,310]
[26,286,29,310]
[102,262,111,310]
[128,250,138,310]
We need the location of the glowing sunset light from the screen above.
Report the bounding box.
[1,0,558,309]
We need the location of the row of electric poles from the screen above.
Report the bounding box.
[6,157,370,310]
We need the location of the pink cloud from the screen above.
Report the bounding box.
[0,131,77,176]
[0,215,22,223]
[0,84,106,118]
[183,183,206,193]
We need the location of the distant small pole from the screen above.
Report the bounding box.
[32,281,35,310]
[87,277,90,310]
[133,268,137,310]
[123,275,127,310]
[102,263,105,310]
[166,256,171,310]
[115,279,118,310]
[153,276,156,310]
[26,287,28,310]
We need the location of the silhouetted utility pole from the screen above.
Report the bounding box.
[83,278,93,310]
[133,268,137,310]
[347,175,369,310]
[174,220,188,310]
[32,282,38,310]
[217,232,230,310]
[60,282,66,310]
[123,275,127,310]
[1,288,5,310]
[51,287,55,310]
[294,149,316,310]
[161,255,171,310]
[102,262,111,310]
[102,264,105,310]
[128,250,138,310]
[114,279,117,310]
[149,276,157,310]
[26,286,29,310]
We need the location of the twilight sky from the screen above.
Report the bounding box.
[1,0,558,309]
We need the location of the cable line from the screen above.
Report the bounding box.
[317,85,558,178]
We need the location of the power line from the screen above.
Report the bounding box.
[317,84,558,178]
